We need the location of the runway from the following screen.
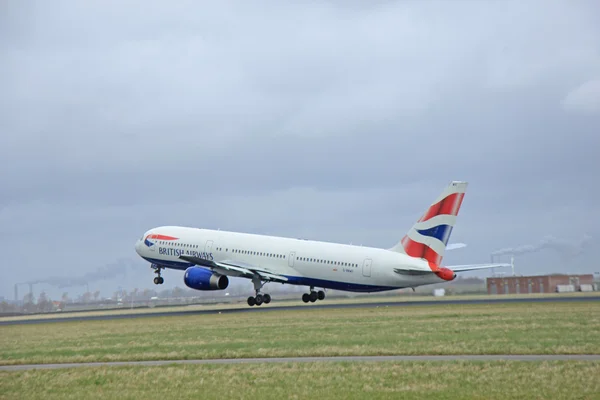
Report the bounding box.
[2,355,600,371]
[1,295,598,326]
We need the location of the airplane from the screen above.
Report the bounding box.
[134,181,509,306]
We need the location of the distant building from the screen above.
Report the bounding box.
[486,274,594,295]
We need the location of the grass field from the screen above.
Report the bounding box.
[1,361,600,399]
[2,301,599,366]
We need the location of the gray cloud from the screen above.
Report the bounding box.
[1,0,599,299]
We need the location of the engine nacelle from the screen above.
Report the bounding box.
[435,267,457,281]
[184,267,229,291]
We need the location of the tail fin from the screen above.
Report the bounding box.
[390,181,468,265]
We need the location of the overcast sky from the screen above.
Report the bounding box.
[1,0,599,300]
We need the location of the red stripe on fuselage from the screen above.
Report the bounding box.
[147,234,179,241]
[418,192,465,222]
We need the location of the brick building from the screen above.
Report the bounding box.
[486,274,594,295]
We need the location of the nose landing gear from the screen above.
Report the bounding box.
[152,264,164,285]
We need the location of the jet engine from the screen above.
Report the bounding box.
[184,267,229,291]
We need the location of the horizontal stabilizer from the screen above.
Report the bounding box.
[447,263,511,272]
[393,268,435,276]
[393,262,510,277]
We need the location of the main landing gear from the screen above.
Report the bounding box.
[247,278,271,307]
[302,287,325,303]
[247,293,271,306]
[152,264,164,285]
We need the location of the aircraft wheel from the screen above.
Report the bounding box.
[158,277,164,284]
[153,277,160,285]
[317,290,325,301]
[255,294,264,306]
[309,291,318,302]
[247,296,256,306]
[302,293,310,303]
[263,294,271,304]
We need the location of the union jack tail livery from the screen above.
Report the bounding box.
[390,181,468,265]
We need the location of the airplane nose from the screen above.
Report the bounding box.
[135,239,142,255]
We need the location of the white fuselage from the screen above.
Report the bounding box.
[134,226,447,292]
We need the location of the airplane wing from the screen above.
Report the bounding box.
[446,263,511,272]
[178,255,289,283]
[446,243,467,250]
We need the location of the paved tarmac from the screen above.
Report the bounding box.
[1,295,598,326]
[2,355,599,371]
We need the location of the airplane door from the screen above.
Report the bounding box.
[205,240,213,254]
[288,252,296,267]
[362,258,372,277]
